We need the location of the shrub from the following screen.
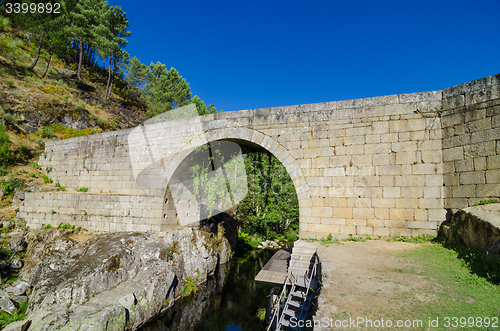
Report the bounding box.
[73,102,86,110]
[1,177,24,195]
[42,175,52,183]
[42,126,57,139]
[57,223,75,230]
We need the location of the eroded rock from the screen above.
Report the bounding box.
[21,228,232,330]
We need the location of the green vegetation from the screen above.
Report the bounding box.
[57,223,75,230]
[55,182,66,191]
[181,277,199,297]
[391,234,436,243]
[388,241,500,327]
[235,152,299,241]
[473,199,499,206]
[42,174,53,183]
[37,124,101,140]
[76,187,88,192]
[1,177,24,195]
[0,301,28,329]
[43,224,51,230]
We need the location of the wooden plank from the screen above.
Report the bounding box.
[255,248,292,284]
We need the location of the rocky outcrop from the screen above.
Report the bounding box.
[439,203,500,258]
[20,227,231,330]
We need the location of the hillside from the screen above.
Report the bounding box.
[0,16,148,231]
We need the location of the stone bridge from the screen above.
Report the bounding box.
[19,74,500,239]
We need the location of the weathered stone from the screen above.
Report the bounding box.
[0,296,17,314]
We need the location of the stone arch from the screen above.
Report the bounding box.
[161,127,311,233]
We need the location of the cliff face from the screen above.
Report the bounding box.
[20,227,231,330]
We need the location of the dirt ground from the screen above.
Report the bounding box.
[312,240,434,330]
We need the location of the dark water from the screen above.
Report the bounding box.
[139,249,278,331]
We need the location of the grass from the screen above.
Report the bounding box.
[76,187,88,192]
[386,241,500,330]
[57,223,75,230]
[473,199,499,206]
[0,301,28,329]
[36,124,101,140]
[391,234,436,243]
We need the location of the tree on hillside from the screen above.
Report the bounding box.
[101,5,130,99]
[143,62,191,118]
[125,56,148,89]
[67,0,110,79]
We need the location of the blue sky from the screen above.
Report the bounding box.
[108,0,500,112]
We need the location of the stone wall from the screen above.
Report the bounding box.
[19,74,500,239]
[441,75,500,210]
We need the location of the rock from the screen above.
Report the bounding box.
[9,236,25,252]
[0,296,17,314]
[15,281,30,295]
[118,293,136,309]
[3,221,11,229]
[11,295,28,304]
[11,259,23,269]
[4,286,24,297]
[2,319,31,331]
[14,191,25,201]
[21,228,232,330]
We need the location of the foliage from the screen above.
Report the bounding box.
[55,182,66,191]
[181,277,199,297]
[190,95,218,115]
[391,234,436,243]
[235,152,299,239]
[1,177,25,195]
[57,223,75,230]
[43,224,52,230]
[37,124,101,140]
[0,301,28,329]
[144,63,191,118]
[77,187,88,192]
[42,174,53,183]
[473,199,499,206]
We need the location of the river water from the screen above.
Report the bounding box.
[139,249,278,331]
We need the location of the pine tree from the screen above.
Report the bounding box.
[143,63,191,117]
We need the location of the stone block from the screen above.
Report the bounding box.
[378,165,402,176]
[412,164,438,175]
[476,183,500,197]
[419,198,444,209]
[321,218,346,225]
[486,170,500,184]
[390,228,412,236]
[390,120,409,133]
[384,219,407,228]
[459,171,485,185]
[372,121,390,134]
[471,128,500,144]
[421,150,442,164]
[396,152,417,165]
[464,141,495,158]
[442,95,465,110]
[357,226,374,236]
[372,198,396,208]
[427,208,447,222]
[391,141,417,153]
[442,147,464,162]
[373,227,390,237]
[312,206,333,217]
[426,174,444,186]
[333,208,353,218]
[414,208,428,221]
[407,220,438,230]
[383,187,401,198]
[375,208,390,219]
[347,219,367,227]
[373,154,391,166]
[380,133,399,143]
[390,208,413,221]
[340,225,356,235]
[395,198,419,209]
[353,208,374,219]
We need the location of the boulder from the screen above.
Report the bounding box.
[3,221,11,229]
[4,286,24,297]
[11,259,23,269]
[2,319,30,331]
[0,296,17,314]
[21,228,232,330]
[11,295,28,304]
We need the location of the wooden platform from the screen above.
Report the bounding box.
[255,248,292,284]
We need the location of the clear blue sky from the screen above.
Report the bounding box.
[108,0,500,112]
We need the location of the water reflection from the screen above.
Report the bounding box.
[140,250,276,331]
